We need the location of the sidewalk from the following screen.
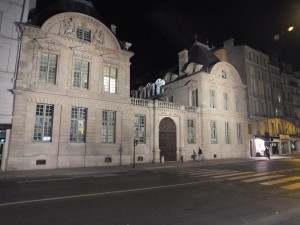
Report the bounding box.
[0,155,297,180]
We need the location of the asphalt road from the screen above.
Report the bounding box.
[1,158,300,225]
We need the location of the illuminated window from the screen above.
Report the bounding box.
[70,107,86,142]
[34,104,53,141]
[102,110,116,143]
[39,53,57,84]
[73,60,89,88]
[104,66,117,93]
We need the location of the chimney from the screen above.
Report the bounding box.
[178,49,188,76]
[223,38,234,49]
[111,24,117,35]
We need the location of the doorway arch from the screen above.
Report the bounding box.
[159,117,176,161]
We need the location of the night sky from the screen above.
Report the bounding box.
[91,0,300,87]
[35,0,300,87]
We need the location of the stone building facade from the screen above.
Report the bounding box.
[215,39,300,156]
[3,6,249,170]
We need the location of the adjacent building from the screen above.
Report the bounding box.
[0,0,35,170]
[215,39,300,156]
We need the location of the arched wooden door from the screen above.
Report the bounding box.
[159,117,176,161]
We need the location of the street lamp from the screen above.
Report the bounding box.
[133,138,138,168]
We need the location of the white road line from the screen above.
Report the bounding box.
[213,172,253,178]
[192,171,240,177]
[177,170,231,175]
[227,173,270,180]
[0,180,215,207]
[261,176,300,185]
[242,174,284,183]
[18,178,74,183]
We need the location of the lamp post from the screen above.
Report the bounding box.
[133,138,138,168]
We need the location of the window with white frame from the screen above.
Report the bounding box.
[237,123,243,144]
[223,92,229,110]
[39,53,58,84]
[134,114,146,144]
[34,104,53,141]
[191,89,198,107]
[73,59,89,88]
[104,66,117,93]
[210,120,217,144]
[76,28,91,42]
[210,90,217,108]
[102,110,116,143]
[187,119,195,144]
[70,107,86,142]
[225,122,231,144]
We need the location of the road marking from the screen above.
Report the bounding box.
[213,172,253,178]
[192,171,241,177]
[18,178,74,183]
[178,170,232,176]
[281,182,300,190]
[0,180,216,207]
[227,173,270,180]
[242,174,284,182]
[260,176,300,185]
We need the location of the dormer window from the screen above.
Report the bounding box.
[76,28,91,42]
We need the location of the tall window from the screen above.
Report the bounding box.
[210,90,217,108]
[102,110,116,143]
[70,107,86,142]
[191,89,198,107]
[76,28,91,42]
[224,92,229,110]
[39,53,58,83]
[225,122,231,144]
[134,114,146,143]
[104,66,117,93]
[73,59,89,88]
[210,120,217,144]
[237,123,243,144]
[187,119,195,144]
[34,104,53,141]
[235,94,240,112]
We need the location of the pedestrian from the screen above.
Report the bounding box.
[265,147,270,159]
[198,147,203,161]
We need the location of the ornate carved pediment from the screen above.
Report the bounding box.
[34,37,66,51]
[71,46,95,60]
[211,62,242,84]
[41,12,120,51]
[102,53,121,66]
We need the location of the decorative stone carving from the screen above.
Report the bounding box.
[93,28,104,45]
[155,78,165,94]
[61,17,75,36]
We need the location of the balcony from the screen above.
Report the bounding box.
[131,98,198,113]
